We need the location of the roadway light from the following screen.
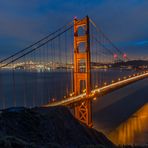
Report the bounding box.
[104,82,107,85]
[64,96,66,99]
[82,89,86,93]
[92,92,95,95]
[93,97,97,101]
[112,80,114,83]
[95,85,98,88]
[118,78,121,81]
[52,98,55,102]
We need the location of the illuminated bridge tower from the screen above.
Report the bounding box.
[73,16,92,127]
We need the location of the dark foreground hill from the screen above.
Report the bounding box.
[0,106,115,148]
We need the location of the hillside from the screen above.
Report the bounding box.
[0,106,115,148]
[113,60,148,67]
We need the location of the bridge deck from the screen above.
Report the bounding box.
[44,71,148,107]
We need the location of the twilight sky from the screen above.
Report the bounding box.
[0,0,148,60]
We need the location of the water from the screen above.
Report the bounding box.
[92,78,148,145]
[0,68,134,108]
[0,70,73,108]
[0,68,148,145]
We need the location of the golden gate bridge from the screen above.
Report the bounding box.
[0,16,147,127]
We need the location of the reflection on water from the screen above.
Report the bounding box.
[0,69,135,109]
[93,78,148,145]
[2,69,148,145]
[109,103,148,145]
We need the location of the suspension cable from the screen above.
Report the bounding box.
[89,18,129,60]
[1,25,73,68]
[0,21,73,64]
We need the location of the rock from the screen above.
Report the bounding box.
[0,106,115,147]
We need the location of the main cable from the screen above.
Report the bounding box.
[89,18,129,61]
[0,21,73,64]
[1,25,73,68]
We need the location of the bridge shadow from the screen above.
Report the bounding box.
[92,79,148,133]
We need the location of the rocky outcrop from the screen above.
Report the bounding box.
[0,106,115,147]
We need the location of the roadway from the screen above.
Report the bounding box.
[44,71,148,107]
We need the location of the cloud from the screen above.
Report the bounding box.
[0,0,148,59]
[135,40,148,45]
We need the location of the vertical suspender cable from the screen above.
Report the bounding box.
[12,56,16,107]
[0,69,5,109]
[70,28,74,94]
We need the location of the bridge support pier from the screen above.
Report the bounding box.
[74,100,92,127]
[73,16,92,127]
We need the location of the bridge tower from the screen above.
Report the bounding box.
[73,16,92,127]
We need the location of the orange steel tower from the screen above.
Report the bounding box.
[73,16,92,127]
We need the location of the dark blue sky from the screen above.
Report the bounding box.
[0,0,148,59]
